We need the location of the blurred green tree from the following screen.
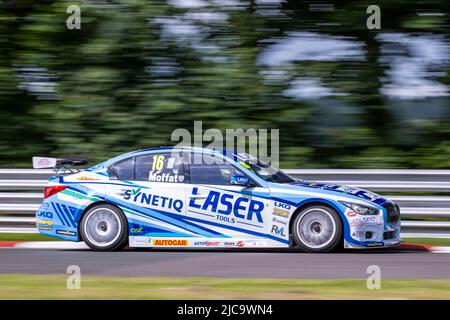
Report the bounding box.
[0,0,449,168]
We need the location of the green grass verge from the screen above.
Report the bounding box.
[0,275,449,299]
[402,238,450,246]
[0,233,56,242]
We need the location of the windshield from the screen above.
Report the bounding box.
[240,159,296,183]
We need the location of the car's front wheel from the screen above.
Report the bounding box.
[80,204,128,251]
[292,205,342,253]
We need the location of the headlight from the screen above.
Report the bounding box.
[340,201,379,215]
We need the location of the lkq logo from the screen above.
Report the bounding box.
[171,121,279,168]
[38,211,53,219]
[274,202,290,210]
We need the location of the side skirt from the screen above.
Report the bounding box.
[129,236,289,248]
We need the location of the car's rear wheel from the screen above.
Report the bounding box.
[80,204,128,251]
[292,205,342,253]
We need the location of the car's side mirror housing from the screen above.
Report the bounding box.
[230,175,252,187]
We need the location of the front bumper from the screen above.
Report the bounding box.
[343,204,401,249]
[344,237,403,249]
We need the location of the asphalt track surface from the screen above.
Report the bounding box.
[1,248,450,278]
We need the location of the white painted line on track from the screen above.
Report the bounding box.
[431,246,450,254]
[15,241,89,250]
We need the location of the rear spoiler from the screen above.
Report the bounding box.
[32,156,89,169]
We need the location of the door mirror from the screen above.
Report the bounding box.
[230,175,251,186]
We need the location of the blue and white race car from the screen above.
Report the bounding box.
[33,147,401,252]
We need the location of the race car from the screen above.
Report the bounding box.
[33,147,401,252]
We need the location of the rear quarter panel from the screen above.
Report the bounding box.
[36,172,109,241]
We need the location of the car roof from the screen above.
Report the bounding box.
[89,146,245,170]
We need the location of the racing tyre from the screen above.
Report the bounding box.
[292,205,342,253]
[80,204,128,251]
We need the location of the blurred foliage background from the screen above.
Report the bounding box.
[0,0,449,168]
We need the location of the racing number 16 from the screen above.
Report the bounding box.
[152,155,165,171]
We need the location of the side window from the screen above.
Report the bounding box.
[189,154,246,185]
[108,158,134,180]
[135,152,186,183]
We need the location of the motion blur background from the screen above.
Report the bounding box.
[1,0,449,168]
